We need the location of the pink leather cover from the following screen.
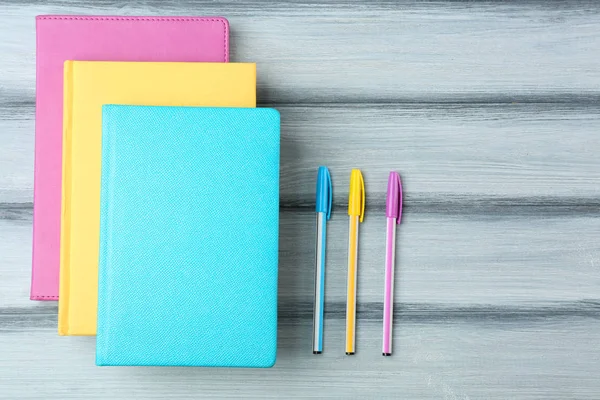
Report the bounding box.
[31,15,229,300]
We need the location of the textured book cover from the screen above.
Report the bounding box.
[97,105,279,367]
[59,62,256,335]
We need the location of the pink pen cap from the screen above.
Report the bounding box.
[386,172,402,223]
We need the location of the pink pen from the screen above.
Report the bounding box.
[383,171,402,356]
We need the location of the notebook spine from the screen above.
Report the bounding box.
[58,61,74,335]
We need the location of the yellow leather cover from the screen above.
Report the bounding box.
[58,61,256,335]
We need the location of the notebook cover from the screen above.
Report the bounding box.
[59,62,256,336]
[32,16,229,301]
[96,105,279,367]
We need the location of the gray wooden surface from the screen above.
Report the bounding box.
[1,1,600,398]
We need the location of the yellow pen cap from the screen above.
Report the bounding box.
[348,169,365,222]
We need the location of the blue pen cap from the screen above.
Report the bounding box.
[315,166,332,219]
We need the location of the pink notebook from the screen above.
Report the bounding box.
[31,15,229,300]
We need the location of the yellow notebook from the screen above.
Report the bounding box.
[59,61,256,335]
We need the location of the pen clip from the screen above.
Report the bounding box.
[316,166,332,220]
[326,167,332,220]
[386,171,402,224]
[359,170,365,223]
[396,173,403,225]
[348,169,365,222]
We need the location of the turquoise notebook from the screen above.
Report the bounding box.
[96,105,280,367]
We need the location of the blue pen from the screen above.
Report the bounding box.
[313,166,332,354]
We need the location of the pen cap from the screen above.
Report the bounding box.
[315,166,332,219]
[386,171,403,224]
[348,169,365,222]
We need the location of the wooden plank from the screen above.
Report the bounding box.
[3,103,600,202]
[0,319,599,399]
[279,210,600,304]
[278,103,600,200]
[3,206,599,307]
[2,1,600,102]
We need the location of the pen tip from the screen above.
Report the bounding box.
[313,351,322,355]
[383,353,392,357]
[345,352,355,355]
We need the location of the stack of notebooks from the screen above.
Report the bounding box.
[31,16,280,368]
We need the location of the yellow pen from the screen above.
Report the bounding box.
[346,169,365,355]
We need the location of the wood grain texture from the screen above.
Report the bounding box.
[1,0,600,398]
[4,103,600,202]
[3,207,600,307]
[2,0,600,102]
[2,320,600,399]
